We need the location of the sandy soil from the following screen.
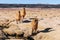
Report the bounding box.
[0,8,60,40]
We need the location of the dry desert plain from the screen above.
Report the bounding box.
[0,8,60,40]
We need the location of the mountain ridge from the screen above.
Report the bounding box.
[0,4,60,8]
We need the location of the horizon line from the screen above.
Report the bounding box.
[0,3,60,5]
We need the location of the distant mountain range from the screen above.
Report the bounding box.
[0,4,60,8]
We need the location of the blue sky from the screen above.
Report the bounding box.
[0,0,60,4]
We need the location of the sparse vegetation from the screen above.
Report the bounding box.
[0,8,58,40]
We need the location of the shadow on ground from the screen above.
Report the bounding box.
[26,28,54,40]
[23,20,31,23]
[31,28,54,36]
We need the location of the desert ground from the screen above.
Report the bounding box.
[0,8,60,40]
